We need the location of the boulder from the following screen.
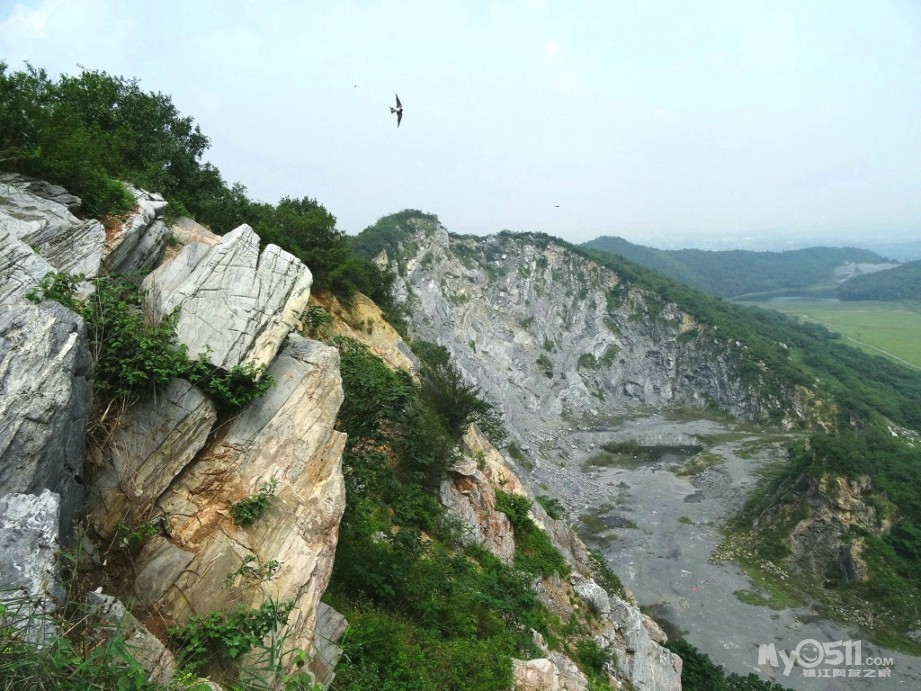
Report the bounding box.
[0,177,104,280]
[573,579,612,618]
[308,602,348,688]
[0,490,64,644]
[439,456,515,562]
[512,656,588,691]
[142,224,312,371]
[0,302,93,539]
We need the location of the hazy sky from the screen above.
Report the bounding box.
[2,0,921,249]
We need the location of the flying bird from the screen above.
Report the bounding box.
[391,93,403,127]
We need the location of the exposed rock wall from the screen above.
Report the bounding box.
[762,473,890,585]
[0,302,93,538]
[383,219,785,473]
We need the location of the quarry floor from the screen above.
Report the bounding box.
[531,413,921,691]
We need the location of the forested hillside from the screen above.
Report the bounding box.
[583,235,893,299]
[837,259,921,301]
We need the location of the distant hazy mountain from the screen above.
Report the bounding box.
[582,236,895,299]
[837,259,921,301]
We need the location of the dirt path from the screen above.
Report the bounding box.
[843,335,921,370]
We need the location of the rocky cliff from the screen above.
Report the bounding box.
[370,216,795,492]
[0,177,347,688]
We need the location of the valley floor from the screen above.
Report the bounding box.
[533,413,921,691]
[750,300,921,370]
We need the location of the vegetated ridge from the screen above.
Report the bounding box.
[583,234,897,300]
[836,259,921,302]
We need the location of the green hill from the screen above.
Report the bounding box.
[837,259,921,301]
[583,235,891,299]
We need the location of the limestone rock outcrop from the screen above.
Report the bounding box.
[0,302,93,538]
[0,490,64,644]
[440,454,516,562]
[130,336,346,682]
[0,174,105,277]
[101,185,169,274]
[760,473,890,586]
[143,224,313,371]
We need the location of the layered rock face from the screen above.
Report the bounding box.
[0,175,104,303]
[0,302,93,538]
[142,223,313,370]
[0,179,348,688]
[382,219,784,471]
[443,426,683,691]
[127,336,346,675]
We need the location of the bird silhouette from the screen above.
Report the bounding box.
[391,93,403,127]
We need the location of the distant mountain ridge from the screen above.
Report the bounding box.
[582,235,896,299]
[837,259,921,301]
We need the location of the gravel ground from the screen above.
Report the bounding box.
[528,414,921,690]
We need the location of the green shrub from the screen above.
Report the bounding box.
[0,589,174,690]
[412,340,506,444]
[536,495,566,520]
[301,303,333,340]
[495,490,570,578]
[185,356,274,413]
[574,638,610,676]
[578,353,599,370]
[664,637,792,690]
[169,599,294,669]
[27,271,273,411]
[229,479,279,526]
[112,520,159,552]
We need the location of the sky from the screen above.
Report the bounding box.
[2,0,921,250]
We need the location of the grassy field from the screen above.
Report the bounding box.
[750,300,921,370]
